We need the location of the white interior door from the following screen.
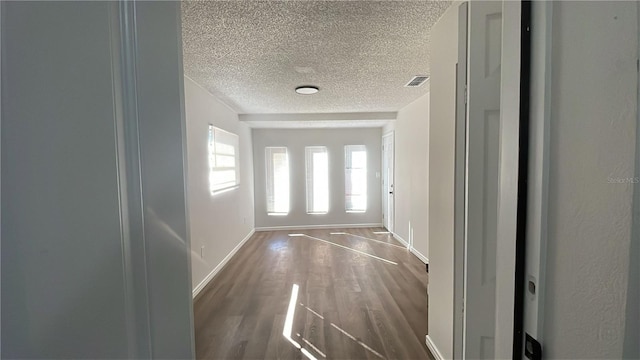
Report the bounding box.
[382,132,395,232]
[495,1,523,357]
[464,1,502,359]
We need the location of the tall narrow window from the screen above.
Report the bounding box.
[345,145,367,212]
[305,146,329,214]
[265,147,290,215]
[208,125,239,195]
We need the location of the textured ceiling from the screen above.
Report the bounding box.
[182,1,451,115]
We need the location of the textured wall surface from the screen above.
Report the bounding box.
[543,1,638,358]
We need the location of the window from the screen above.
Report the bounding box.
[305,146,329,214]
[265,147,290,215]
[208,125,239,194]
[345,145,367,212]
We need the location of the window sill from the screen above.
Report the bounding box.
[268,212,289,216]
[210,185,239,196]
[346,210,367,214]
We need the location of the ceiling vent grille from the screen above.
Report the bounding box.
[405,75,429,87]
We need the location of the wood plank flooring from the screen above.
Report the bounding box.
[194,228,433,360]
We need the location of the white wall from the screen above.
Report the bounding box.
[541,2,638,358]
[427,3,460,359]
[1,1,194,357]
[252,128,382,229]
[184,77,255,292]
[135,3,195,356]
[2,3,128,356]
[393,93,430,260]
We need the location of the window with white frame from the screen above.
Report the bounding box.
[345,145,367,212]
[265,147,290,215]
[305,146,329,214]
[208,125,239,195]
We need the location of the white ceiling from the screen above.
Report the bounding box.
[181,0,451,118]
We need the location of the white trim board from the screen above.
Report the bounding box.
[392,232,410,248]
[192,229,255,298]
[426,335,445,360]
[393,233,429,264]
[411,247,429,264]
[255,223,383,232]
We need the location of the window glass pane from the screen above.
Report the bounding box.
[208,125,239,194]
[306,146,329,214]
[266,147,290,214]
[345,145,367,212]
[215,154,235,168]
[215,142,235,156]
[351,151,367,169]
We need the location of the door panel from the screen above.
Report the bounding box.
[482,110,500,286]
[465,1,502,359]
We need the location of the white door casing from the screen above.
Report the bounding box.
[453,3,468,359]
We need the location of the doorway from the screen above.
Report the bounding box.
[382,131,395,233]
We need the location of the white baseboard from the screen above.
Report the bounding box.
[192,229,255,298]
[411,247,429,264]
[255,223,383,232]
[392,232,410,248]
[425,335,444,360]
[393,233,429,264]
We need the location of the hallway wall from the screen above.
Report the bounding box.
[184,77,255,295]
[426,2,460,358]
[385,93,430,262]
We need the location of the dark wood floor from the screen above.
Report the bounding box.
[194,227,433,360]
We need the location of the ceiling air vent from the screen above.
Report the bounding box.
[405,75,429,87]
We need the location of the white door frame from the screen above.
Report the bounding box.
[453,3,468,359]
[382,131,395,233]
[522,1,552,357]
